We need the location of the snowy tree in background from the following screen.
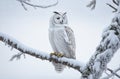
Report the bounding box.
[0,0,120,79]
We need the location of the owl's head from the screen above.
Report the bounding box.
[51,11,68,25]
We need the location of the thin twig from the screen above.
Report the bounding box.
[17,0,58,10]
[87,0,96,10]
[113,0,119,6]
[106,3,117,12]
[107,68,120,78]
[10,53,26,61]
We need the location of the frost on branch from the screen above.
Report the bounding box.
[0,33,85,73]
[80,12,120,79]
[17,0,59,10]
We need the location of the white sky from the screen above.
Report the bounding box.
[0,0,120,79]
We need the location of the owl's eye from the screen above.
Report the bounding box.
[57,17,60,20]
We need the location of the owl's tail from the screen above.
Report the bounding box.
[52,62,65,73]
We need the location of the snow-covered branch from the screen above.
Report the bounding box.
[0,33,85,73]
[17,0,58,10]
[81,4,120,79]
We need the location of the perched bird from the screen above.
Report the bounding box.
[49,11,76,72]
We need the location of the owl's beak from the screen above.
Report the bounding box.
[63,12,67,15]
[60,20,63,24]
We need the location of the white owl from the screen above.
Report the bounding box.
[49,11,76,72]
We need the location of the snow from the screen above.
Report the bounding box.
[0,32,50,59]
[93,62,100,72]
[59,57,85,70]
[0,32,85,72]
[87,12,120,78]
[103,30,119,48]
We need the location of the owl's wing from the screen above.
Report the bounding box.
[64,26,76,47]
[54,26,76,59]
[64,26,76,58]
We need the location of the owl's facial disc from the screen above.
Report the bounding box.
[53,12,68,25]
[54,15,63,24]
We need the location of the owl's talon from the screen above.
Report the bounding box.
[50,52,64,57]
[50,52,57,56]
[50,52,55,56]
[57,53,64,57]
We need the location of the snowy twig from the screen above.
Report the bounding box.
[106,3,118,12]
[106,0,119,12]
[17,0,59,10]
[87,0,96,10]
[102,67,120,79]
[107,68,120,78]
[0,33,85,73]
[10,52,26,61]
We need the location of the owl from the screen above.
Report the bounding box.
[49,11,76,72]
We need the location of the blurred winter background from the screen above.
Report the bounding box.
[0,0,120,79]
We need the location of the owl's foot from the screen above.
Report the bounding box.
[57,53,64,57]
[50,52,64,57]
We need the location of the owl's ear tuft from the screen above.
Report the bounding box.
[53,11,60,14]
[63,12,67,15]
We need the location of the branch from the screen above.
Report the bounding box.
[106,0,120,12]
[81,4,120,79]
[87,0,96,10]
[17,0,59,10]
[107,68,120,78]
[87,0,119,12]
[106,3,118,12]
[102,67,120,79]
[0,33,85,73]
[112,0,119,6]
[10,52,26,61]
